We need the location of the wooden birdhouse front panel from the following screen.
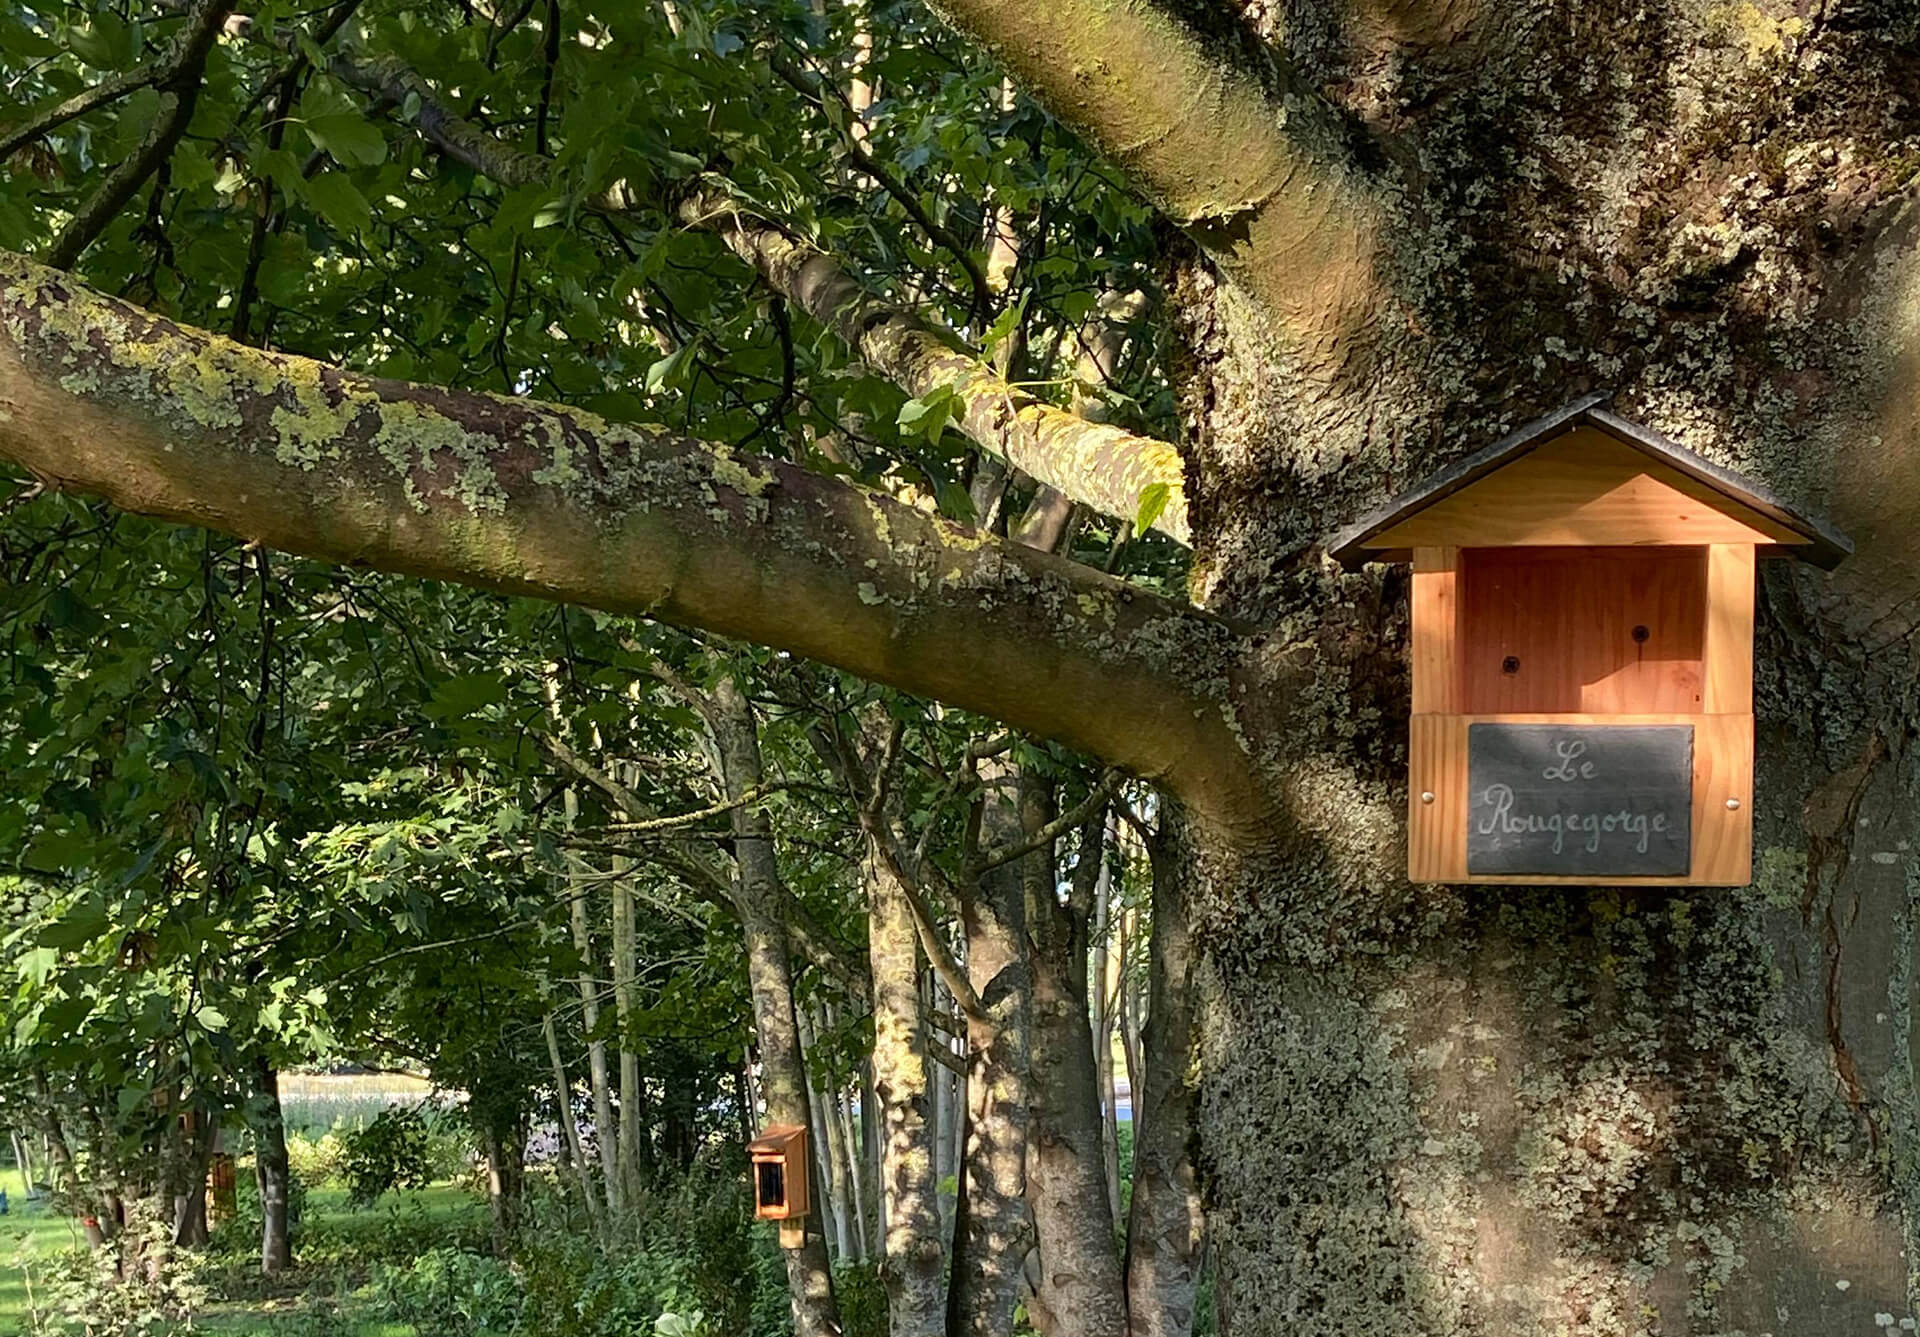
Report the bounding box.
[1330,394,1849,888]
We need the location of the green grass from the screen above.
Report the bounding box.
[0,1169,485,1336]
[0,1167,90,1334]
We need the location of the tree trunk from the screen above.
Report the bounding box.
[946,761,1036,1337]
[800,1003,851,1260]
[708,677,842,1337]
[1090,832,1123,1226]
[11,1128,35,1194]
[544,1012,607,1235]
[565,809,623,1217]
[248,1055,294,1274]
[1025,789,1128,1337]
[482,1119,526,1253]
[171,1107,215,1248]
[866,832,947,1335]
[1123,817,1202,1337]
[611,873,651,1202]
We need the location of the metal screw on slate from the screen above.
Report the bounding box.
[1421,791,1435,804]
[1502,656,1520,674]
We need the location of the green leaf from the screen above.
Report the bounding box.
[897,385,961,444]
[195,1006,229,1033]
[1133,481,1171,537]
[303,173,373,235]
[307,113,387,168]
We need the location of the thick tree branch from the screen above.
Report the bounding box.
[926,0,1389,365]
[0,255,1259,822]
[44,0,232,271]
[315,47,1191,544]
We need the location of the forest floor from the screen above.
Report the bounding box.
[0,1174,484,1336]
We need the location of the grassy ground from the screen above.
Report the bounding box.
[0,1168,91,1333]
[0,1173,484,1336]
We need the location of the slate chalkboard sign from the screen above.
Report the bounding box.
[1466,724,1693,877]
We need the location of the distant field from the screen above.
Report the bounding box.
[277,1070,438,1135]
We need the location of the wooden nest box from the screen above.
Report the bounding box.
[1328,393,1849,887]
[749,1123,809,1246]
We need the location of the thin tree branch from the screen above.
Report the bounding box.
[303,42,1191,543]
[769,50,993,325]
[44,0,233,271]
[974,767,1124,873]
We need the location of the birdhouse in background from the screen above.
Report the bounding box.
[1328,392,1850,886]
[749,1123,809,1248]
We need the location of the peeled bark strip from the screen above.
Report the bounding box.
[0,254,1264,831]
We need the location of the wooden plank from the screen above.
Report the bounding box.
[1411,546,1460,714]
[1408,714,1466,882]
[1459,547,1706,714]
[1702,544,1755,715]
[1370,430,1801,551]
[1691,713,1752,885]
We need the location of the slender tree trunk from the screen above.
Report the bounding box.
[565,813,622,1217]
[543,1011,606,1232]
[481,1118,526,1253]
[835,1055,870,1263]
[858,1059,882,1258]
[248,1055,294,1274]
[946,760,1036,1337]
[799,1004,850,1260]
[867,818,948,1329]
[11,1128,34,1194]
[611,873,649,1203]
[171,1107,215,1248]
[708,677,842,1337]
[1025,790,1128,1337]
[1123,817,1202,1337]
[1090,835,1123,1225]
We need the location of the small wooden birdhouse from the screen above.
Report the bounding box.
[1328,393,1849,886]
[749,1123,809,1247]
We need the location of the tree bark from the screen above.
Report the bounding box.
[1090,832,1123,1226]
[543,1012,606,1235]
[611,872,650,1202]
[565,809,622,1217]
[248,1055,294,1274]
[946,760,1036,1337]
[863,815,949,1333]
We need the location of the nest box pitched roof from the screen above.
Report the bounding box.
[1326,392,1851,570]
